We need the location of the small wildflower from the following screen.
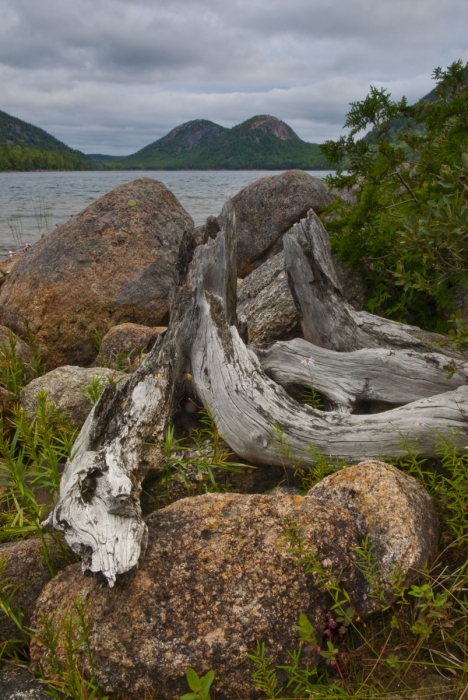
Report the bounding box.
[415,419,427,428]
[301,357,315,367]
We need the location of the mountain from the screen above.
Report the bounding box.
[97,115,329,170]
[0,111,329,171]
[0,109,91,171]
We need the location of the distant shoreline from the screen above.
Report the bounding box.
[0,167,335,173]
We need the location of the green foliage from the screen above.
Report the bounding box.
[321,59,468,329]
[84,376,108,405]
[446,309,468,347]
[0,141,89,171]
[0,108,91,171]
[351,535,390,606]
[266,427,468,695]
[247,618,347,698]
[301,384,324,410]
[34,600,109,699]
[296,611,319,647]
[0,394,107,697]
[248,513,468,698]
[0,326,45,395]
[394,429,468,544]
[247,642,282,698]
[92,328,143,373]
[152,409,246,506]
[93,329,104,364]
[180,668,215,700]
[0,556,29,659]
[273,424,345,492]
[0,393,78,545]
[0,332,33,395]
[0,573,107,698]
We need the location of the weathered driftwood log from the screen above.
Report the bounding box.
[284,209,468,361]
[45,202,468,584]
[43,233,199,585]
[257,338,468,413]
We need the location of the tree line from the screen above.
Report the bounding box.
[0,142,89,171]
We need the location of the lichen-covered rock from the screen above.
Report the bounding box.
[220,170,332,277]
[0,537,71,645]
[19,366,127,428]
[0,665,52,700]
[236,252,300,346]
[308,461,439,611]
[0,178,194,367]
[31,493,364,700]
[94,322,166,367]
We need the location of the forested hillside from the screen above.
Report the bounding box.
[99,115,329,170]
[0,109,90,170]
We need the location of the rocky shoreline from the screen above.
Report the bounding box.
[0,170,462,699]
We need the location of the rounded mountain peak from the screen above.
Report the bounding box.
[248,116,297,141]
[159,119,226,154]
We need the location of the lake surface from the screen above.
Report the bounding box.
[0,170,334,258]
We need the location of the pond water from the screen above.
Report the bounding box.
[0,170,333,258]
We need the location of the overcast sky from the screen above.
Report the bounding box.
[1,0,467,155]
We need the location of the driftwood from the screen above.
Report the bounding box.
[45,202,468,585]
[257,338,468,413]
[284,209,468,361]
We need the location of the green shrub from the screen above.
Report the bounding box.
[321,59,468,331]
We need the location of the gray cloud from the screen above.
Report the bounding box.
[0,0,467,153]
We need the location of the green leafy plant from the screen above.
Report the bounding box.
[248,512,468,698]
[394,429,468,544]
[34,599,109,699]
[273,425,345,491]
[248,615,350,699]
[92,327,143,372]
[247,642,281,698]
[351,535,388,605]
[151,409,246,506]
[321,59,468,330]
[93,329,104,365]
[296,611,319,647]
[180,668,214,700]
[301,384,324,410]
[0,392,78,553]
[84,376,108,405]
[0,556,29,660]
